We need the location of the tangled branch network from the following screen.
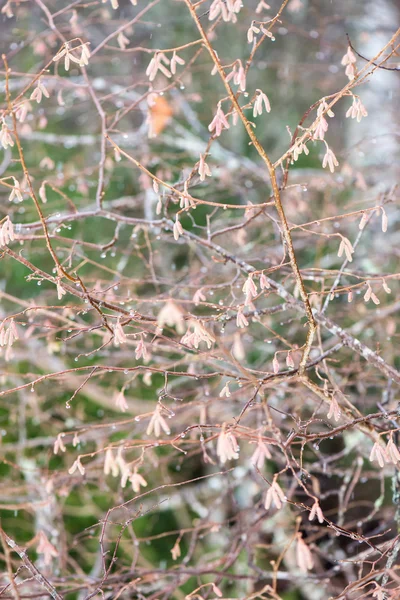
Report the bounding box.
[0,1,400,599]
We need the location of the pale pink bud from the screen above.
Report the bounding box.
[232,60,246,91]
[53,434,66,454]
[114,390,129,412]
[341,47,357,80]
[56,280,66,300]
[1,1,13,18]
[130,469,148,492]
[255,0,271,12]
[146,405,171,437]
[211,583,223,598]
[57,90,65,106]
[309,500,324,523]
[0,217,15,247]
[68,458,85,475]
[359,212,368,230]
[253,89,271,117]
[104,448,119,477]
[296,534,314,572]
[327,395,341,422]
[346,96,367,122]
[291,142,309,162]
[40,157,55,170]
[264,479,286,510]
[242,274,258,306]
[113,320,127,345]
[259,272,270,290]
[216,428,239,463]
[314,116,328,141]
[369,441,388,468]
[386,436,400,465]
[337,236,354,262]
[170,51,185,75]
[381,208,388,233]
[364,282,380,305]
[15,100,31,123]
[157,301,186,334]
[171,539,181,560]
[135,337,149,361]
[38,182,47,203]
[30,79,50,103]
[208,104,230,137]
[37,532,59,566]
[180,320,215,349]
[247,21,260,43]
[0,120,14,149]
[173,215,184,240]
[198,154,211,181]
[236,308,249,329]
[322,147,339,173]
[341,47,356,66]
[193,288,206,304]
[286,352,294,369]
[117,31,130,50]
[219,382,231,398]
[251,439,271,469]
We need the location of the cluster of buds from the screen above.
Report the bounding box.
[216,427,240,463]
[146,404,171,437]
[226,60,246,92]
[0,217,15,247]
[341,46,357,80]
[370,435,400,467]
[0,319,18,350]
[53,41,91,71]
[253,89,271,117]
[180,319,215,349]
[209,0,242,23]
[314,99,334,141]
[346,96,368,122]
[0,119,14,149]
[208,103,230,137]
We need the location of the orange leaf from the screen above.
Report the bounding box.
[149,95,173,137]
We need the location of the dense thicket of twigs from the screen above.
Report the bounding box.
[0,1,399,599]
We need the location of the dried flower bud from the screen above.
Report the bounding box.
[173,215,184,240]
[253,89,271,117]
[251,438,271,469]
[68,458,85,475]
[146,404,171,437]
[322,147,339,173]
[309,499,324,523]
[198,154,211,181]
[265,478,286,510]
[216,428,239,463]
[219,382,231,398]
[113,320,127,345]
[208,104,230,137]
[296,533,314,572]
[130,468,148,492]
[337,236,354,262]
[369,441,388,468]
[0,217,15,247]
[327,395,341,422]
[114,389,129,412]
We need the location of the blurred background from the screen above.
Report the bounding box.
[0,1,399,599]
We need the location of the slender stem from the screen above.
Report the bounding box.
[182,0,317,373]
[2,54,77,284]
